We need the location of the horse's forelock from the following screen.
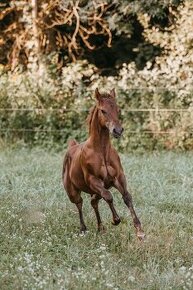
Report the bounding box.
[100,93,112,99]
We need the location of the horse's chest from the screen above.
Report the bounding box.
[101,163,116,183]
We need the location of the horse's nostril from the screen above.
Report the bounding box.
[113,127,123,136]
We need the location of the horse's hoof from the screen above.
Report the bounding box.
[112,218,121,226]
[98,224,106,233]
[80,226,87,234]
[137,231,146,241]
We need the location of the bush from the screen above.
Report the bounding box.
[0,57,193,151]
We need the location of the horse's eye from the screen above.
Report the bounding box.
[101,109,107,115]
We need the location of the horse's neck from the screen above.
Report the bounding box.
[89,107,111,154]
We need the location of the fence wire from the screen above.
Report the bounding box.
[0,129,192,134]
[0,108,192,135]
[0,108,192,112]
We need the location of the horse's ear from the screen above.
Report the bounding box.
[95,88,101,101]
[110,88,116,98]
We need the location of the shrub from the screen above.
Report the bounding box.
[0,57,193,151]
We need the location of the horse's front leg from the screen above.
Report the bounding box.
[87,175,121,226]
[114,173,145,240]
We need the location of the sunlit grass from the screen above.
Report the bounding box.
[0,148,193,289]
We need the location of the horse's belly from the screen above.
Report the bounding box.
[70,161,85,189]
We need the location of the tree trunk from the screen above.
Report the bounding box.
[31,0,40,64]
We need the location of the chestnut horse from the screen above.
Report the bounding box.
[63,88,145,240]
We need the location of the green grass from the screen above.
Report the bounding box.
[0,148,193,290]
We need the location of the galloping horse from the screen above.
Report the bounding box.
[63,88,145,240]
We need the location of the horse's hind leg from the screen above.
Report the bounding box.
[65,183,87,233]
[91,194,105,232]
[76,197,87,233]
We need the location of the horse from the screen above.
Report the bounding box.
[62,88,145,240]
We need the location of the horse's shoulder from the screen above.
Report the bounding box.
[110,146,120,159]
[109,147,123,171]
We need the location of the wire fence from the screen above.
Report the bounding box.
[0,108,193,112]
[0,108,193,135]
[0,129,192,134]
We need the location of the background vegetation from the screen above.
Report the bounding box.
[0,0,193,150]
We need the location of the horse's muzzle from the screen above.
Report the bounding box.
[112,127,124,138]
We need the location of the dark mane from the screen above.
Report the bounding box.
[86,105,97,133]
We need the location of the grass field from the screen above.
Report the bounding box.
[0,148,193,290]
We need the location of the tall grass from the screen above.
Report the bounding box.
[0,148,193,289]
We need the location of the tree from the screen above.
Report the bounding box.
[0,0,183,72]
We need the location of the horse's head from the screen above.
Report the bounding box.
[95,88,124,138]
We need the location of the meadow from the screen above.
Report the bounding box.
[0,148,193,290]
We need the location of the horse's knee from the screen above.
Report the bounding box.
[123,192,132,205]
[69,196,82,205]
[101,190,113,203]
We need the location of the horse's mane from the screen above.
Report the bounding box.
[86,105,97,133]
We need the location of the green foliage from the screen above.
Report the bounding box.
[1,53,193,151]
[0,63,92,148]
[0,65,191,150]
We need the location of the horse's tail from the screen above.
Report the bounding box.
[62,153,68,181]
[67,139,78,148]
